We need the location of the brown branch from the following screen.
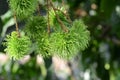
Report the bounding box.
[14,14,20,37]
[54,8,72,23]
[61,0,72,23]
[37,3,41,15]
[62,0,65,7]
[47,0,50,34]
[111,37,120,45]
[49,0,68,32]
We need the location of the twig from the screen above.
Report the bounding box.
[37,3,41,15]
[14,13,20,37]
[54,8,72,23]
[50,0,68,32]
[61,0,72,23]
[47,0,50,34]
[62,0,65,7]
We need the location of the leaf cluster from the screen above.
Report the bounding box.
[49,32,77,59]
[36,35,50,57]
[70,19,90,51]
[4,31,31,60]
[24,16,50,57]
[49,8,70,31]
[49,19,90,59]
[4,1,90,60]
[9,0,38,19]
[23,12,90,59]
[24,16,47,40]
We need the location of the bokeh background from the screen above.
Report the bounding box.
[0,0,120,80]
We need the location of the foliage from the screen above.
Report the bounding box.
[9,0,37,19]
[49,32,77,59]
[36,35,51,57]
[24,16,90,59]
[49,19,90,59]
[3,31,31,60]
[22,3,90,59]
[70,19,90,51]
[49,7,70,31]
[2,0,120,80]
[24,16,47,40]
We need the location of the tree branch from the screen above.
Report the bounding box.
[47,0,50,34]
[14,13,20,37]
[49,0,68,32]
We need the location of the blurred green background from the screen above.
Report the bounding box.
[0,0,120,80]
